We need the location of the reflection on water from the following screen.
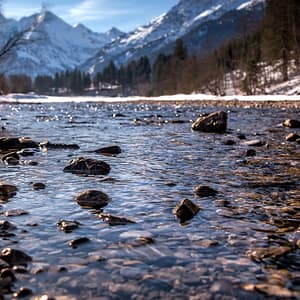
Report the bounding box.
[0,103,299,299]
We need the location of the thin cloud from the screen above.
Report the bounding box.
[67,0,132,21]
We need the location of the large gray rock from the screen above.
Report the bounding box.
[63,157,110,176]
[75,190,109,209]
[192,111,227,133]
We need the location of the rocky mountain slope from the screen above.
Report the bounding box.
[82,0,265,75]
[0,11,124,77]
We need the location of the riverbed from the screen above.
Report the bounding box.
[0,102,299,299]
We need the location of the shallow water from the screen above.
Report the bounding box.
[0,102,300,299]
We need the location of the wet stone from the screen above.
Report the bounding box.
[75,190,109,209]
[13,287,33,298]
[194,185,218,197]
[247,246,293,261]
[17,149,35,157]
[95,145,122,156]
[285,133,300,142]
[173,199,200,223]
[224,139,236,145]
[283,119,300,128]
[192,111,227,133]
[99,213,136,226]
[245,149,256,157]
[57,220,80,233]
[0,221,16,231]
[32,182,46,190]
[63,157,111,176]
[39,140,80,151]
[0,184,19,199]
[68,237,90,248]
[0,248,32,266]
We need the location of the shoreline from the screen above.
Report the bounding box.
[1,93,300,108]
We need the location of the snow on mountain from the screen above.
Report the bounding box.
[0,11,124,78]
[82,0,265,75]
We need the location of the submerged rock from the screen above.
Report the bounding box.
[68,237,90,248]
[75,190,109,209]
[0,220,16,231]
[0,248,32,266]
[247,246,292,261]
[283,119,300,128]
[194,185,218,197]
[57,220,80,232]
[39,140,80,151]
[0,182,17,201]
[13,287,32,298]
[99,213,136,226]
[245,149,256,157]
[173,199,200,223]
[32,182,46,190]
[3,209,28,217]
[285,133,300,142]
[63,157,110,176]
[0,137,38,152]
[95,145,122,156]
[192,111,227,133]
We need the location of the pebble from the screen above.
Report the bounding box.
[173,199,200,223]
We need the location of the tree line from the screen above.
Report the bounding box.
[0,0,299,96]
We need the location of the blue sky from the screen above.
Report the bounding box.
[3,0,178,32]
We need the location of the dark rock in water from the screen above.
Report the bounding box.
[68,237,90,248]
[3,156,19,165]
[57,220,80,232]
[13,287,32,298]
[32,182,46,190]
[243,139,265,147]
[0,182,17,201]
[245,149,256,157]
[99,213,136,226]
[17,149,35,157]
[0,267,16,282]
[95,145,121,156]
[39,140,80,151]
[173,199,200,223]
[247,246,292,261]
[75,190,109,209]
[224,139,236,146]
[283,119,300,128]
[0,220,16,231]
[192,111,227,133]
[285,133,300,142]
[63,157,110,176]
[0,248,32,266]
[1,152,19,162]
[0,137,38,152]
[194,185,218,197]
[237,133,247,140]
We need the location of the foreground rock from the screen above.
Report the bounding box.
[0,182,17,201]
[0,248,32,266]
[95,145,122,156]
[63,157,110,176]
[173,199,200,223]
[99,213,136,226]
[194,185,218,197]
[192,111,227,133]
[283,119,300,128]
[75,190,109,209]
[0,137,38,152]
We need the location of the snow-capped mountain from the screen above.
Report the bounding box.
[0,11,124,77]
[82,0,265,75]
